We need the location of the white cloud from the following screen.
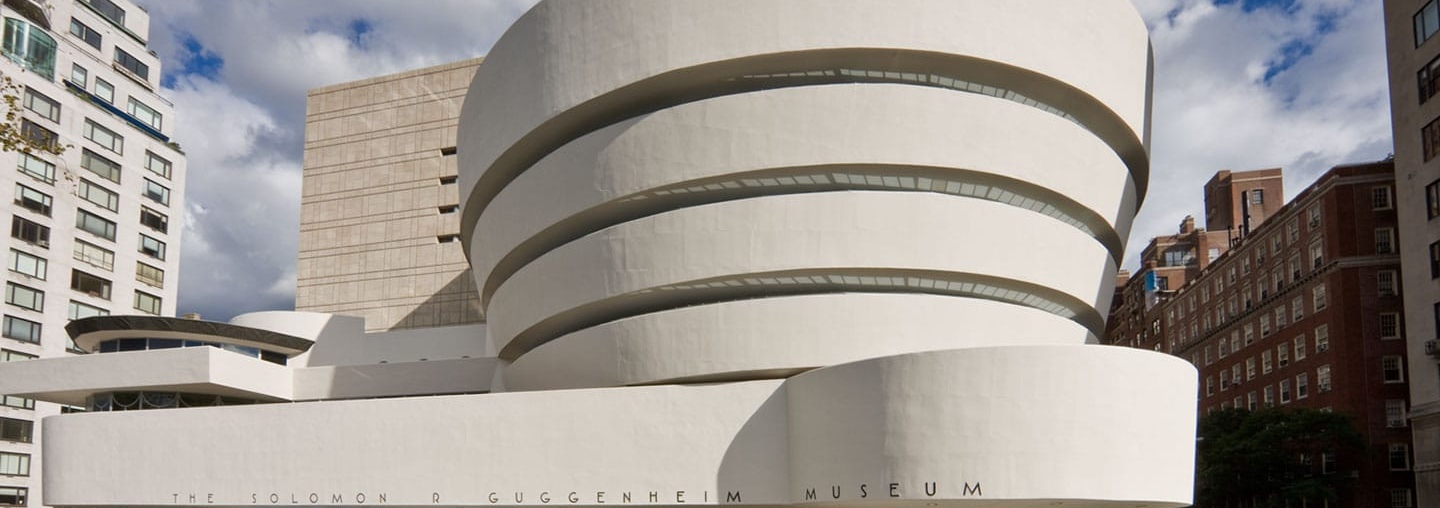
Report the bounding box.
[1125,0,1391,271]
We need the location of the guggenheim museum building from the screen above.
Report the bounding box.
[0,1,1197,507]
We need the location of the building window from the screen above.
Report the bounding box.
[126,98,161,130]
[1312,284,1326,310]
[1205,376,1214,396]
[6,250,44,280]
[113,48,148,81]
[80,149,120,183]
[75,209,116,241]
[1321,451,1336,474]
[4,283,41,312]
[1381,312,1401,340]
[1246,357,1256,380]
[94,78,113,103]
[144,151,171,179]
[1379,270,1398,296]
[1293,335,1306,361]
[139,207,168,233]
[18,119,57,152]
[1275,306,1286,328]
[68,17,99,49]
[1373,186,1394,210]
[21,88,57,123]
[139,234,165,260]
[77,179,118,212]
[13,184,49,216]
[1246,391,1257,411]
[135,262,163,288]
[1277,343,1289,367]
[133,291,160,315]
[0,486,26,506]
[1425,117,1440,162]
[0,453,28,476]
[1390,443,1411,470]
[73,240,113,271]
[1432,241,1440,278]
[1375,228,1396,254]
[1315,325,1329,353]
[1388,400,1408,428]
[1220,369,1230,391]
[1230,335,1240,354]
[1280,379,1292,404]
[1430,180,1440,218]
[70,270,111,300]
[1310,242,1324,269]
[70,63,86,87]
[89,0,125,27]
[1289,256,1301,281]
[83,119,123,155]
[1296,373,1308,399]
[1264,385,1275,408]
[1,18,55,80]
[1262,350,1273,374]
[0,417,30,443]
[1293,296,1304,322]
[1421,1,1440,46]
[1,316,39,344]
[15,152,52,184]
[67,300,107,321]
[1243,324,1254,345]
[143,179,169,205]
[1392,488,1415,508]
[1383,356,1405,383]
[9,216,47,248]
[1260,315,1271,337]
[0,350,35,410]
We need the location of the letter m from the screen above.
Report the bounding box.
[725,492,741,503]
[962,483,981,497]
[804,489,816,501]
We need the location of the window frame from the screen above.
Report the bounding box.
[68,17,99,49]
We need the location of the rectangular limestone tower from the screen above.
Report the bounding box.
[296,59,483,331]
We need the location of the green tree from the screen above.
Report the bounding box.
[1195,408,1364,508]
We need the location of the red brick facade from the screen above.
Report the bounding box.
[1107,161,1413,506]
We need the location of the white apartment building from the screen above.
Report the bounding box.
[0,0,184,507]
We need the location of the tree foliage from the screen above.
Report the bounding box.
[0,73,68,155]
[1195,408,1364,508]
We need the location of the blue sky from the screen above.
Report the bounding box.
[133,0,1393,321]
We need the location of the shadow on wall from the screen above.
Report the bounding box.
[717,389,790,502]
[394,270,485,330]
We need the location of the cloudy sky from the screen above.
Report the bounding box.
[134,0,1394,321]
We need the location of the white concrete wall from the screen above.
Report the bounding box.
[38,346,1194,507]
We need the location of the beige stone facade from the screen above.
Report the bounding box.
[297,59,483,331]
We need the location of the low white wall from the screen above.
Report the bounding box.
[40,346,1194,507]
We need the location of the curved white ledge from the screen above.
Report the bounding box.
[487,193,1115,359]
[473,85,1136,303]
[504,294,1094,391]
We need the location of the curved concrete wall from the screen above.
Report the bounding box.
[460,0,1154,387]
[504,294,1095,391]
[40,346,1194,508]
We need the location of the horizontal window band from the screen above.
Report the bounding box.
[478,164,1125,306]
[496,268,1106,361]
[461,47,1150,262]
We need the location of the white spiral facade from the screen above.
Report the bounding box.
[459,0,1153,390]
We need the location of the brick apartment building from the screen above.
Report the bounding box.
[1107,160,1414,507]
